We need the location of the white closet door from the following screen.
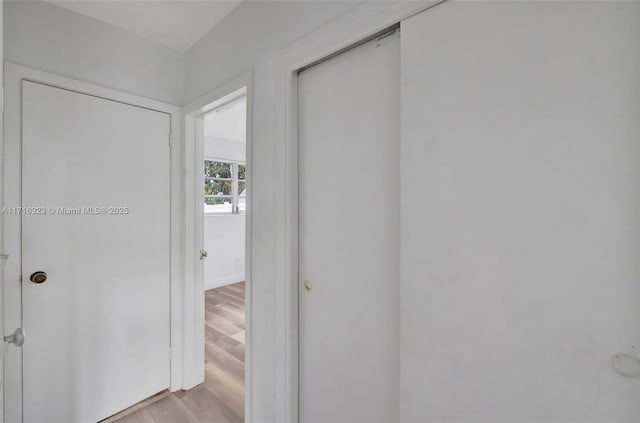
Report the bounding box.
[401,2,640,422]
[21,81,171,423]
[298,31,400,423]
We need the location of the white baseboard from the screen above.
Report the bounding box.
[204,273,245,291]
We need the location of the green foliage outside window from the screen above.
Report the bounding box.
[204,160,246,210]
[205,161,231,179]
[204,161,232,205]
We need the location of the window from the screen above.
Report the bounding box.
[204,160,246,214]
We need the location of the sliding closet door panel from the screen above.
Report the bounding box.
[401,2,640,422]
[298,31,400,423]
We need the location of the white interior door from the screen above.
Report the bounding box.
[400,2,640,421]
[21,81,171,423]
[298,30,400,423]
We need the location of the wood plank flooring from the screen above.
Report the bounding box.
[107,282,245,423]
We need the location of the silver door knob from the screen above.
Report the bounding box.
[200,250,208,260]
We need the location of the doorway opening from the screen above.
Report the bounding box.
[179,79,251,423]
[199,94,248,421]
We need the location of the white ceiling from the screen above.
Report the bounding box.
[204,96,247,144]
[48,0,243,52]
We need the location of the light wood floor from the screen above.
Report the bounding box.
[107,282,245,423]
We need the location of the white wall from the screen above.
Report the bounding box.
[204,214,245,290]
[185,1,362,421]
[4,0,184,104]
[184,1,361,102]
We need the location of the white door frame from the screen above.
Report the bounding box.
[271,1,444,421]
[182,71,253,419]
[0,4,5,422]
[2,63,184,422]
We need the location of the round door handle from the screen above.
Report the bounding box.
[30,271,47,284]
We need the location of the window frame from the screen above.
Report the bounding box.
[204,158,246,215]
